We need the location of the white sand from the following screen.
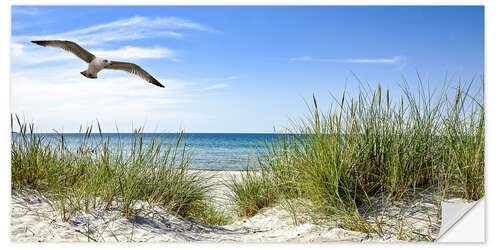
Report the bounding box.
[10,171,442,242]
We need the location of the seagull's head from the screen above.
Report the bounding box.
[97,58,112,67]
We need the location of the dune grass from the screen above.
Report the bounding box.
[226,167,278,217]
[229,79,484,232]
[11,117,229,225]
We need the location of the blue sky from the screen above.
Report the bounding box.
[11,6,484,133]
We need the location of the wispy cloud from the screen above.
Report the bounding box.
[11,15,211,65]
[11,42,72,64]
[205,76,240,81]
[10,66,225,132]
[12,43,177,65]
[198,76,236,91]
[290,56,405,64]
[200,83,231,91]
[93,46,177,60]
[289,56,315,62]
[341,56,405,64]
[12,16,214,46]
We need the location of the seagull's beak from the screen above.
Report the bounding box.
[108,61,112,65]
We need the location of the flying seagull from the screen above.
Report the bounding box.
[31,40,165,88]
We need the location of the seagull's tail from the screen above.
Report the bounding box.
[80,70,97,79]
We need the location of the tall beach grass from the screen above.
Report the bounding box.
[11,117,229,225]
[230,79,484,229]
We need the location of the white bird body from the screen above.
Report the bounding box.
[31,40,165,88]
[83,57,110,78]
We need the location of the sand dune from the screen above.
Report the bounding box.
[10,171,441,242]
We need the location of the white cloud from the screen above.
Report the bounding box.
[92,46,177,60]
[10,66,229,132]
[11,15,208,65]
[11,42,26,56]
[290,55,406,64]
[200,83,230,91]
[289,56,314,62]
[12,16,213,46]
[12,42,79,65]
[205,76,240,81]
[11,42,177,65]
[341,56,405,64]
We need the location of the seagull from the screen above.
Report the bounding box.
[31,40,165,88]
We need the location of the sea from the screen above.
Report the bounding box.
[13,133,281,171]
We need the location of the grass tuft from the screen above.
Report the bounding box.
[11,119,225,224]
[226,167,279,217]
[228,78,484,236]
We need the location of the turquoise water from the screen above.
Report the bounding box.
[14,133,280,171]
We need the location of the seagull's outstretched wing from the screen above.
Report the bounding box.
[105,61,165,88]
[31,40,95,63]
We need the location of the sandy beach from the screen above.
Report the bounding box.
[10,170,443,242]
